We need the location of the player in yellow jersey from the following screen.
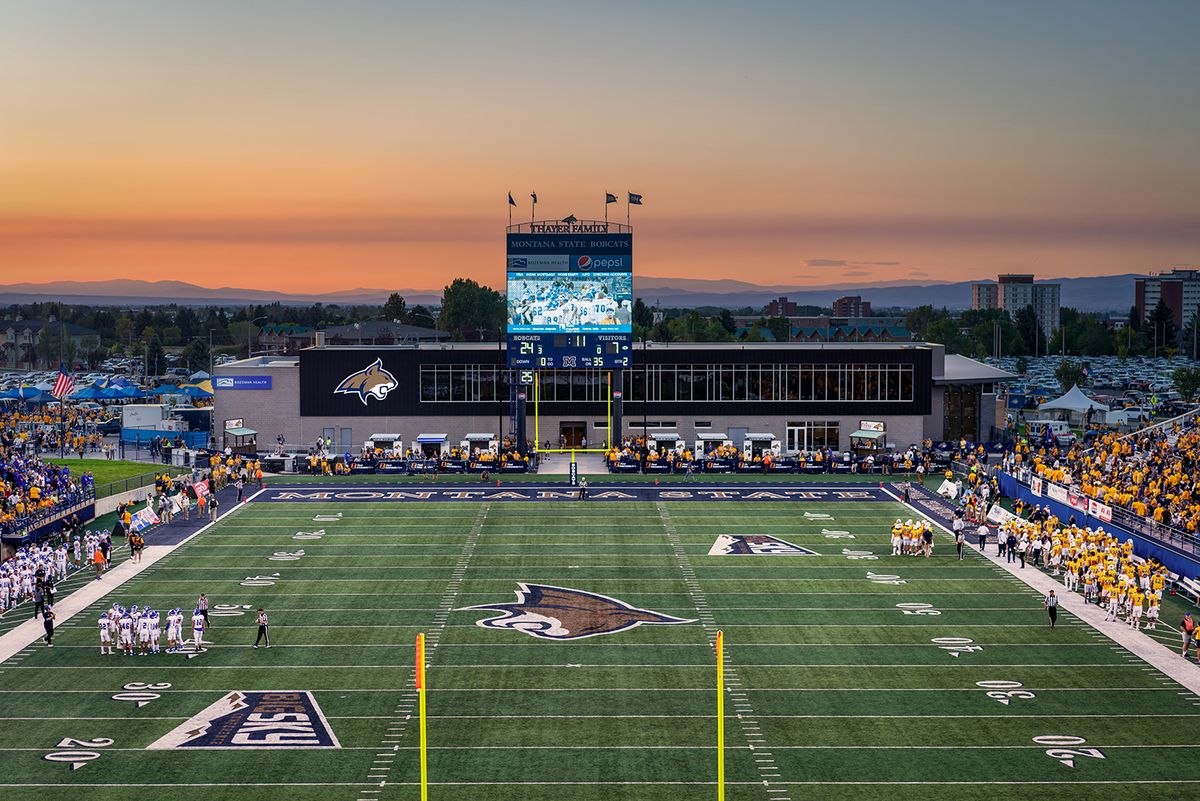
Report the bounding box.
[1146,596,1160,630]
[1128,589,1145,629]
[1150,572,1165,600]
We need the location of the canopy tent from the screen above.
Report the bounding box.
[464,432,496,441]
[179,380,213,396]
[745,432,777,440]
[850,429,887,440]
[68,385,108,400]
[416,433,448,443]
[177,384,213,398]
[148,384,182,395]
[189,370,211,381]
[0,386,53,402]
[1038,385,1108,415]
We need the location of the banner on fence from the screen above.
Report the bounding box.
[1030,476,1043,497]
[193,480,210,498]
[937,479,959,500]
[1088,498,1113,523]
[1046,483,1069,504]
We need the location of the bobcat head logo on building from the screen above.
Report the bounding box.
[334,358,398,405]
[459,583,695,640]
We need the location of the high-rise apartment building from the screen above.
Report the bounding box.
[970,274,1060,337]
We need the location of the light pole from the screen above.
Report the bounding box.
[247,315,269,359]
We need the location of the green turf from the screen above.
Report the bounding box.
[0,496,1197,801]
[45,458,177,489]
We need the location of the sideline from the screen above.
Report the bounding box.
[0,489,265,664]
[883,483,1200,696]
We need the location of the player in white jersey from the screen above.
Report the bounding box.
[118,612,134,655]
[167,608,184,653]
[149,610,161,654]
[98,613,115,654]
[72,537,82,568]
[137,611,152,655]
[0,574,10,612]
[55,545,68,580]
[191,609,206,651]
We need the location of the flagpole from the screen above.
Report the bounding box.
[604,193,608,227]
[508,193,512,228]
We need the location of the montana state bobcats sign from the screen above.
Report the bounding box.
[460,584,694,640]
[334,358,398,405]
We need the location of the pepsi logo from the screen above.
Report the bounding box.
[577,256,592,270]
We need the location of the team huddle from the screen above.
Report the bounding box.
[98,600,207,655]
[507,276,631,329]
[890,518,936,557]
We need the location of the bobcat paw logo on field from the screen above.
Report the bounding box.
[334,358,398,404]
[459,583,695,640]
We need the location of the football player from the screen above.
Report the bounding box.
[118,609,134,656]
[137,608,152,656]
[191,608,206,652]
[98,612,114,655]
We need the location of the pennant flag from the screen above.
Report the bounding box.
[628,192,643,205]
[51,362,75,400]
[531,191,538,203]
[605,192,617,204]
[508,192,517,206]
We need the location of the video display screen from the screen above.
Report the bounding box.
[506,272,632,334]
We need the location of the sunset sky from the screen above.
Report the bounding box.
[2,1,1198,294]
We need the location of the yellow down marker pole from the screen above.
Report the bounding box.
[716,629,725,801]
[416,632,428,801]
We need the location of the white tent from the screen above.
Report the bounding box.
[1038,385,1108,422]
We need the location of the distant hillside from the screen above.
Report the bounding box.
[632,274,1139,313]
[0,274,1139,313]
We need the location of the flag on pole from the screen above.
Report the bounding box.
[605,192,617,204]
[628,192,643,205]
[51,362,75,399]
[508,192,516,206]
[531,191,538,204]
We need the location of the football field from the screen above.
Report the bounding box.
[2,487,1199,800]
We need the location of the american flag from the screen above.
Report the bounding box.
[51,362,75,399]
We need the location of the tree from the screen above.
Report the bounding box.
[1012,305,1042,356]
[765,316,791,342]
[1015,356,1029,375]
[144,333,165,380]
[718,308,736,334]
[1128,304,1141,331]
[632,298,654,329]
[184,337,212,373]
[1172,367,1200,401]
[1147,299,1177,352]
[382,293,409,323]
[1055,359,1087,394]
[437,279,505,340]
[408,305,437,329]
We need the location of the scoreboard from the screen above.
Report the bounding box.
[505,228,633,369]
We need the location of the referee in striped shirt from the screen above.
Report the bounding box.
[253,608,271,648]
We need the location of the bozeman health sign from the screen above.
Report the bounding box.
[214,375,272,390]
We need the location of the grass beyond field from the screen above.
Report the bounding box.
[46,458,168,488]
[0,492,1197,800]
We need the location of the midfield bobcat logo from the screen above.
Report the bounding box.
[459,583,695,640]
[334,358,397,404]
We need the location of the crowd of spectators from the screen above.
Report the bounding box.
[1026,418,1200,534]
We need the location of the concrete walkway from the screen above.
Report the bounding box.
[0,489,261,664]
[889,483,1200,695]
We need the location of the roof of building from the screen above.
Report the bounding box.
[936,354,1017,384]
[260,323,313,336]
[320,321,448,341]
[0,319,98,336]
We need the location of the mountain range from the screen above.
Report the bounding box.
[0,274,1140,313]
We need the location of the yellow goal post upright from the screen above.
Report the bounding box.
[532,370,614,454]
[716,629,725,801]
[416,632,428,801]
